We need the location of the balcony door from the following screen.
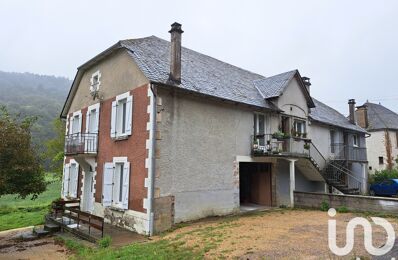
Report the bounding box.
[254,113,268,146]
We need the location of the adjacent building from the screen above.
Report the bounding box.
[60,23,368,235]
[356,102,398,173]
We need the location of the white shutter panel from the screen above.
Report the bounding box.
[125,95,133,135]
[94,105,100,134]
[85,110,90,133]
[69,163,79,198]
[110,101,117,138]
[122,162,130,209]
[62,164,70,198]
[69,117,73,135]
[78,112,82,134]
[102,163,114,207]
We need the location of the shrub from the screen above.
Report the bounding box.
[320,200,329,211]
[369,169,398,184]
[98,235,112,248]
[336,206,348,213]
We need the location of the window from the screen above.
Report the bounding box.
[90,71,101,92]
[111,92,133,138]
[353,134,359,147]
[69,111,82,135]
[102,158,130,209]
[330,130,336,153]
[396,131,398,148]
[379,156,384,165]
[62,161,79,198]
[254,113,268,146]
[86,103,100,134]
[293,119,306,137]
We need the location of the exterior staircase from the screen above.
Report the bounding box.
[307,143,363,195]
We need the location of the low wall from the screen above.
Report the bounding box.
[294,191,398,214]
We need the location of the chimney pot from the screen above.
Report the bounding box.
[348,99,357,124]
[302,76,311,92]
[169,22,183,84]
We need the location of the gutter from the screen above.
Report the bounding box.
[147,83,157,236]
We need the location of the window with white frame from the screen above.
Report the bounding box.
[90,71,101,93]
[86,103,100,134]
[293,119,306,137]
[102,157,130,209]
[111,92,133,138]
[62,161,79,198]
[353,134,359,147]
[69,111,82,135]
[254,113,269,146]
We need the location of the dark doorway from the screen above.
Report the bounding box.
[239,162,272,206]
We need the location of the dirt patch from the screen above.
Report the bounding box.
[156,209,398,259]
[0,228,68,260]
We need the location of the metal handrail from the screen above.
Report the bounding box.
[65,133,98,155]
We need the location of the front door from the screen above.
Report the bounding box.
[82,171,94,212]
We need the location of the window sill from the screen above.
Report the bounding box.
[113,135,129,141]
[109,205,126,212]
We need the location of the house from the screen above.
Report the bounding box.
[60,22,368,236]
[356,102,398,173]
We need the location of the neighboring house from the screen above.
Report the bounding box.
[60,23,368,236]
[356,102,398,173]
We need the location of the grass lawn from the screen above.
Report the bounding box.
[0,174,61,231]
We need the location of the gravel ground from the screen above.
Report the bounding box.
[160,209,398,259]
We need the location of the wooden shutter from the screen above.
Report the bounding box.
[122,162,130,209]
[125,95,133,135]
[85,109,90,133]
[103,163,114,207]
[77,112,82,134]
[94,105,100,134]
[110,101,117,138]
[69,163,79,198]
[69,117,73,135]
[62,164,70,198]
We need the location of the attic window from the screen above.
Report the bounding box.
[90,71,101,92]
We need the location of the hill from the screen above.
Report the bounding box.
[0,70,71,147]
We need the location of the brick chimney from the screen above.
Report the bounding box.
[356,104,368,129]
[348,99,357,124]
[169,22,183,84]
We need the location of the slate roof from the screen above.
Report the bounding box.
[361,102,398,131]
[310,98,367,133]
[120,36,273,109]
[253,70,297,99]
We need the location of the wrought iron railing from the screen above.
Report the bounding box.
[65,133,98,155]
[330,143,367,161]
[251,134,310,156]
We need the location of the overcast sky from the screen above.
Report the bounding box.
[1,0,397,114]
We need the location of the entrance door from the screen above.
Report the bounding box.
[82,171,94,212]
[240,163,272,206]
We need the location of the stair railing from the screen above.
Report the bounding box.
[309,141,364,194]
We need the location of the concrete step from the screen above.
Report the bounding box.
[33,228,51,238]
[21,232,39,241]
[44,223,61,232]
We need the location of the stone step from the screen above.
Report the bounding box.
[44,223,61,232]
[21,232,39,241]
[33,228,51,238]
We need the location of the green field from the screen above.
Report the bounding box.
[0,175,61,231]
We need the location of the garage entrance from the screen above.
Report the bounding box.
[239,162,272,207]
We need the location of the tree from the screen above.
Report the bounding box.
[0,106,46,199]
[44,118,65,177]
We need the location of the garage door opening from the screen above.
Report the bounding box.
[239,162,272,211]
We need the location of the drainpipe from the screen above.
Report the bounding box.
[148,83,157,236]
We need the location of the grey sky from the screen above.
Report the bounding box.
[1,0,397,114]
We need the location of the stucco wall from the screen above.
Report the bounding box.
[276,79,308,118]
[68,49,149,114]
[155,87,268,223]
[367,130,398,173]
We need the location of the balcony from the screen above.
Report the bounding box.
[251,134,311,158]
[330,143,367,162]
[65,133,98,156]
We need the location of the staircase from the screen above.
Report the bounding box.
[308,142,363,195]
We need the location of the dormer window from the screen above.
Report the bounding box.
[90,71,101,93]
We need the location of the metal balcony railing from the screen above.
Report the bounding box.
[330,143,367,162]
[251,134,310,157]
[65,133,98,155]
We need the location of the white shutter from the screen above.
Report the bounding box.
[125,95,133,135]
[122,162,130,209]
[110,101,117,138]
[69,163,79,198]
[62,164,70,198]
[78,113,82,134]
[94,106,100,134]
[85,110,90,133]
[69,117,73,135]
[103,163,114,207]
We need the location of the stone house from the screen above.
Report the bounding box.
[356,102,398,173]
[60,23,368,235]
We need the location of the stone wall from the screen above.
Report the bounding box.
[294,191,398,214]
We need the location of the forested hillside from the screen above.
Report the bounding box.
[0,71,71,146]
